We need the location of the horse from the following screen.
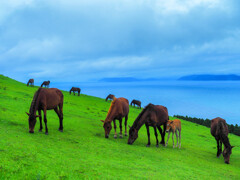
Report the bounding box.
[100,97,129,138]
[27,79,34,87]
[41,80,50,88]
[26,88,64,135]
[128,103,168,147]
[165,119,181,148]
[211,117,234,164]
[69,87,81,96]
[105,94,116,101]
[130,99,141,109]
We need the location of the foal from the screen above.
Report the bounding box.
[165,119,181,148]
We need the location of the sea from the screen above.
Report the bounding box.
[50,80,240,125]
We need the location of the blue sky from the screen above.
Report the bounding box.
[0,0,240,82]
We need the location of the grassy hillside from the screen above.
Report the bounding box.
[0,75,240,179]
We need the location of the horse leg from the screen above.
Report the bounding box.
[175,130,178,148]
[74,91,75,96]
[113,120,117,139]
[154,127,159,147]
[160,123,166,145]
[145,124,151,147]
[54,107,63,132]
[119,119,123,138]
[179,129,181,148]
[124,115,128,136]
[78,91,80,96]
[43,109,48,135]
[165,132,170,147]
[38,110,43,132]
[216,139,221,157]
[172,131,175,148]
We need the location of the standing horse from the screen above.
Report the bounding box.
[128,103,168,147]
[100,97,129,138]
[69,87,81,96]
[26,88,64,135]
[41,80,50,88]
[211,117,234,164]
[105,94,116,101]
[130,99,141,109]
[27,79,34,87]
[165,119,181,148]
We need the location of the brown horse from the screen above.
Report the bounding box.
[211,117,234,164]
[26,88,64,135]
[69,87,81,96]
[128,103,168,147]
[27,79,34,86]
[101,97,129,138]
[130,99,141,109]
[105,94,116,101]
[41,80,50,88]
[165,119,181,148]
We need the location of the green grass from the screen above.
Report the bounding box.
[0,74,240,179]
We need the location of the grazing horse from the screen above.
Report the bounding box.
[41,81,50,88]
[105,94,116,101]
[100,97,129,138]
[130,99,141,109]
[26,88,64,135]
[27,79,34,86]
[128,103,168,147]
[165,119,181,148]
[211,117,234,164]
[69,87,81,96]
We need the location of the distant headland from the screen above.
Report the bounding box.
[178,74,240,81]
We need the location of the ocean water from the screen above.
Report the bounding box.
[51,81,240,125]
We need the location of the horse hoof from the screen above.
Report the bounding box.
[119,135,123,138]
[156,145,159,148]
[146,144,150,147]
[125,133,128,136]
[45,132,48,135]
[114,135,117,139]
[39,129,42,132]
[58,129,63,132]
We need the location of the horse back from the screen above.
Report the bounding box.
[38,88,63,109]
[148,105,168,126]
[211,117,228,138]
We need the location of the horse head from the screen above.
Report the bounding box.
[128,126,138,145]
[223,146,234,164]
[101,120,112,138]
[26,112,40,133]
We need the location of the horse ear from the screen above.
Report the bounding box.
[100,120,104,123]
[128,125,131,129]
[26,112,30,116]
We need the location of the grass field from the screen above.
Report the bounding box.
[0,74,240,179]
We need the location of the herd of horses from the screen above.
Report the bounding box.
[26,78,234,164]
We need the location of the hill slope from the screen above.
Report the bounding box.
[0,75,240,179]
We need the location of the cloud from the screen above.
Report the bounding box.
[0,0,240,82]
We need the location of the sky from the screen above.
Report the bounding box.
[0,0,240,82]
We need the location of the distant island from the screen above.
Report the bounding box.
[179,74,240,81]
[99,77,160,82]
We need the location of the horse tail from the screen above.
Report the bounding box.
[41,82,44,87]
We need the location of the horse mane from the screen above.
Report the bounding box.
[106,98,116,115]
[132,103,154,127]
[29,88,42,115]
[218,120,231,148]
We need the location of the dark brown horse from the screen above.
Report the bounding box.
[41,80,50,88]
[26,88,64,135]
[69,87,81,96]
[105,94,116,101]
[27,79,34,86]
[211,117,234,164]
[101,97,129,138]
[128,103,168,147]
[130,99,141,109]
